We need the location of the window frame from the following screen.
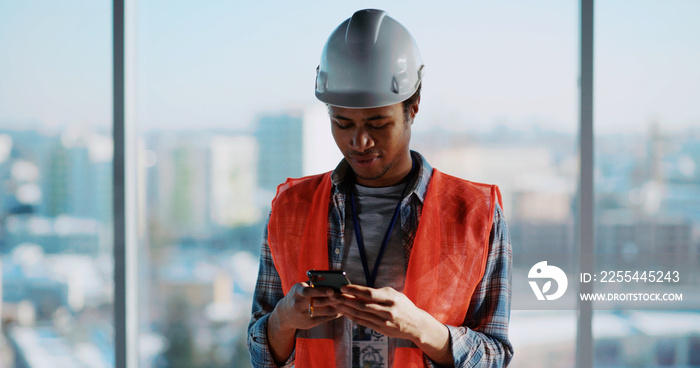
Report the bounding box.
[576,1,595,368]
[114,1,139,367]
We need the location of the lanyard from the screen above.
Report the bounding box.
[349,160,415,288]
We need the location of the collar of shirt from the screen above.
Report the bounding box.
[330,150,433,203]
[326,150,433,271]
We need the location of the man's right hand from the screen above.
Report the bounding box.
[273,281,341,330]
[266,282,341,364]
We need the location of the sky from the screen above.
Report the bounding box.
[0,0,698,134]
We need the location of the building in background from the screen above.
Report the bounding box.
[302,105,343,176]
[254,113,303,193]
[146,132,213,239]
[210,135,260,227]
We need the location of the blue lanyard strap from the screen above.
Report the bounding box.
[349,159,415,288]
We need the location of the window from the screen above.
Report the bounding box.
[0,1,113,366]
[132,2,580,366]
[594,1,700,365]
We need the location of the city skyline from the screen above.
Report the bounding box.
[1,115,699,366]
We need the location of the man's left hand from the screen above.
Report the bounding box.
[332,284,454,366]
[329,285,454,366]
[332,284,433,341]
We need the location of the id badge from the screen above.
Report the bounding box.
[351,324,388,368]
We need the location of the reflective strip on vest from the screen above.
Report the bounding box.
[268,169,501,367]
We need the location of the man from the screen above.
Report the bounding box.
[248,9,513,368]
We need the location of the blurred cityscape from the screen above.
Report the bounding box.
[1,110,699,367]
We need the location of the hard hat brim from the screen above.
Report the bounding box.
[315,90,415,109]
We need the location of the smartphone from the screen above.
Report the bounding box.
[307,270,351,292]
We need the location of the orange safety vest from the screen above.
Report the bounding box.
[268,169,502,368]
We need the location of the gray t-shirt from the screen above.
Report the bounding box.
[334,182,408,368]
[342,182,407,291]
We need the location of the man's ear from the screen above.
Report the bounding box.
[410,97,420,123]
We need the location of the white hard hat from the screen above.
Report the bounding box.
[315,9,424,109]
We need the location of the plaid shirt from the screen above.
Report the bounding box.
[248,151,513,368]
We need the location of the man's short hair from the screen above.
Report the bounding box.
[402,83,422,124]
